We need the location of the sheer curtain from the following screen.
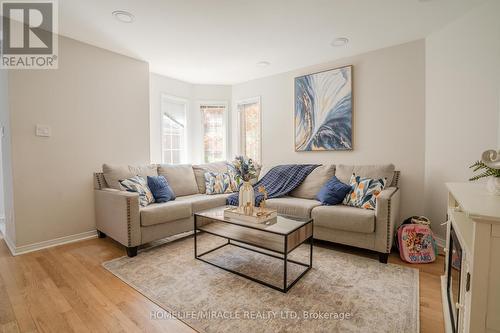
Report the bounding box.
[238,99,261,163]
[200,105,226,163]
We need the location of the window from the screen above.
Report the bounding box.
[237,97,261,163]
[161,96,187,164]
[200,103,227,163]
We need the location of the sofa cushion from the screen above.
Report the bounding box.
[120,175,155,207]
[158,164,199,197]
[312,205,375,233]
[205,172,233,194]
[227,167,243,192]
[290,165,336,199]
[177,194,230,212]
[147,175,176,203]
[140,200,192,227]
[129,164,158,177]
[266,197,321,218]
[335,164,395,187]
[343,174,387,210]
[192,161,229,193]
[316,176,352,205]
[103,164,158,190]
[103,164,133,190]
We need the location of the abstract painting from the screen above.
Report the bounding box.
[294,65,353,151]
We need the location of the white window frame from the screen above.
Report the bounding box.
[198,100,229,163]
[236,96,262,163]
[161,94,188,164]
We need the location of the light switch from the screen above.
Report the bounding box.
[36,124,51,137]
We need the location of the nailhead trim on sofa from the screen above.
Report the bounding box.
[386,197,392,253]
[126,197,132,247]
[93,172,108,190]
[390,171,400,188]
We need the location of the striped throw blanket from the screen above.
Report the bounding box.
[226,164,319,206]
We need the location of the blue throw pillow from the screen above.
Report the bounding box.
[147,176,175,203]
[316,176,352,205]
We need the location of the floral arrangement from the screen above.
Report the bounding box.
[231,155,260,182]
[469,160,500,181]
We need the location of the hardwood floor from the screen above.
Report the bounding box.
[0,235,444,333]
[390,252,445,333]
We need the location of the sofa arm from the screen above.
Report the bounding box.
[94,188,141,247]
[374,187,401,253]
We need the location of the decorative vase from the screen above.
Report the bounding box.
[238,181,255,215]
[486,177,500,196]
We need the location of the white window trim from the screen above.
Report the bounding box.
[236,96,262,163]
[160,94,189,164]
[198,100,229,163]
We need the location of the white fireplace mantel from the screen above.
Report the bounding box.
[442,182,500,333]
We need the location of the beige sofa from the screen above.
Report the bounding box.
[94,162,400,262]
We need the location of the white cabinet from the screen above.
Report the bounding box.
[442,183,500,333]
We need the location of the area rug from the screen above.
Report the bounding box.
[103,233,419,333]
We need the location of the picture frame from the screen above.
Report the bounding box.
[294,65,353,151]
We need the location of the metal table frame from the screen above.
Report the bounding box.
[194,213,313,293]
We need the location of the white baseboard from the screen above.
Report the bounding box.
[3,233,16,256]
[435,236,445,249]
[5,230,98,256]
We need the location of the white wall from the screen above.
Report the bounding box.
[0,144,4,223]
[149,73,232,164]
[498,89,500,147]
[231,40,426,220]
[8,36,150,247]
[425,0,500,238]
[0,69,15,243]
[0,71,5,219]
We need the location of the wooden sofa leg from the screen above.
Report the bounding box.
[378,253,389,264]
[126,246,138,257]
[97,230,106,238]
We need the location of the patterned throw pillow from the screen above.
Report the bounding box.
[119,175,155,207]
[227,165,243,192]
[343,174,386,210]
[205,172,233,195]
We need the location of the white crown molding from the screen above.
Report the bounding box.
[5,230,97,256]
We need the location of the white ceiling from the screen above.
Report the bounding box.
[59,0,485,85]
